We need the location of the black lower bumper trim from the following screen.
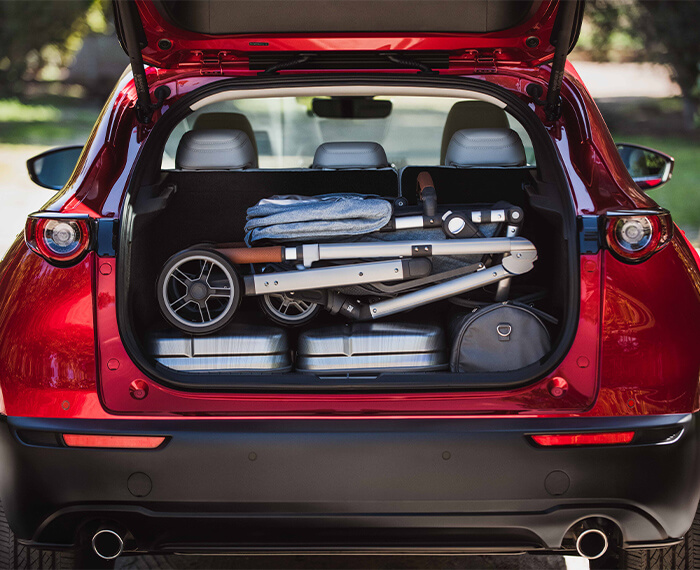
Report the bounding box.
[1,413,699,553]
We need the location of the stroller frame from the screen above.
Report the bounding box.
[156,172,537,334]
[157,237,537,334]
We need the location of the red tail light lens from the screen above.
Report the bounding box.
[531,431,635,447]
[63,434,166,449]
[25,215,91,265]
[605,210,672,263]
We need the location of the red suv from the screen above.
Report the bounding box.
[1,1,699,568]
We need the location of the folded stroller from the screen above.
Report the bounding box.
[156,173,537,334]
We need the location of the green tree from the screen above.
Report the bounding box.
[586,0,700,130]
[635,1,700,130]
[0,0,98,96]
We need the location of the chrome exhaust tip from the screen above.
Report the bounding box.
[91,529,124,560]
[576,528,609,560]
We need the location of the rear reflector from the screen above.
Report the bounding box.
[62,434,165,449]
[531,431,634,447]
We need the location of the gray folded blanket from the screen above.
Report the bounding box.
[245,194,393,245]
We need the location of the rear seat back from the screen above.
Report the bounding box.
[399,128,531,205]
[161,169,399,243]
[164,133,398,244]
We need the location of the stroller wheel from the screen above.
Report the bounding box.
[259,292,321,327]
[157,249,241,335]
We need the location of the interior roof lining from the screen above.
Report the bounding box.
[189,86,507,112]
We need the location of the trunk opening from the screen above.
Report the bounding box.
[116,76,580,394]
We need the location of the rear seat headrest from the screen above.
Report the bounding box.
[445,128,527,168]
[175,129,256,170]
[192,113,259,168]
[440,101,510,164]
[312,142,390,169]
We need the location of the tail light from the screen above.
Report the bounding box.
[605,210,672,263]
[531,431,635,447]
[25,213,92,266]
[0,385,5,416]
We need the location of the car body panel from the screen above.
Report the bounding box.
[2,413,699,548]
[0,243,99,418]
[93,255,598,417]
[593,238,700,416]
[124,0,583,71]
[1,65,697,419]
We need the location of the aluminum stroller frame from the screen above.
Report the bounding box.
[156,173,537,334]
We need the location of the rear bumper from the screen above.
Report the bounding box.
[1,413,698,554]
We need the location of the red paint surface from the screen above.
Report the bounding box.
[0,242,98,417]
[0,61,698,421]
[589,236,700,416]
[134,0,564,70]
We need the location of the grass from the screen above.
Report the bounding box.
[0,96,100,146]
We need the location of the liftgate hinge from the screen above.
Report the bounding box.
[198,52,227,75]
[474,52,498,74]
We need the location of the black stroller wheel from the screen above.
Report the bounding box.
[157,249,241,335]
[259,292,321,327]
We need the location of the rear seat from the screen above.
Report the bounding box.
[160,131,399,243]
[399,128,531,205]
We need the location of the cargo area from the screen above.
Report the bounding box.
[118,89,576,390]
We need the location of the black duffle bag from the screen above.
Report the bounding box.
[450,302,553,373]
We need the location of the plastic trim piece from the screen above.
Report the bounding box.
[578,215,601,255]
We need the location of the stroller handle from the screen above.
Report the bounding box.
[219,246,284,264]
[416,171,438,217]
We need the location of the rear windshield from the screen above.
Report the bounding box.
[162,95,535,169]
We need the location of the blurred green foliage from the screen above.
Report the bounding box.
[0,96,98,145]
[0,0,697,130]
[585,0,700,130]
[0,0,109,96]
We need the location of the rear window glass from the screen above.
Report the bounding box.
[162,95,536,169]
